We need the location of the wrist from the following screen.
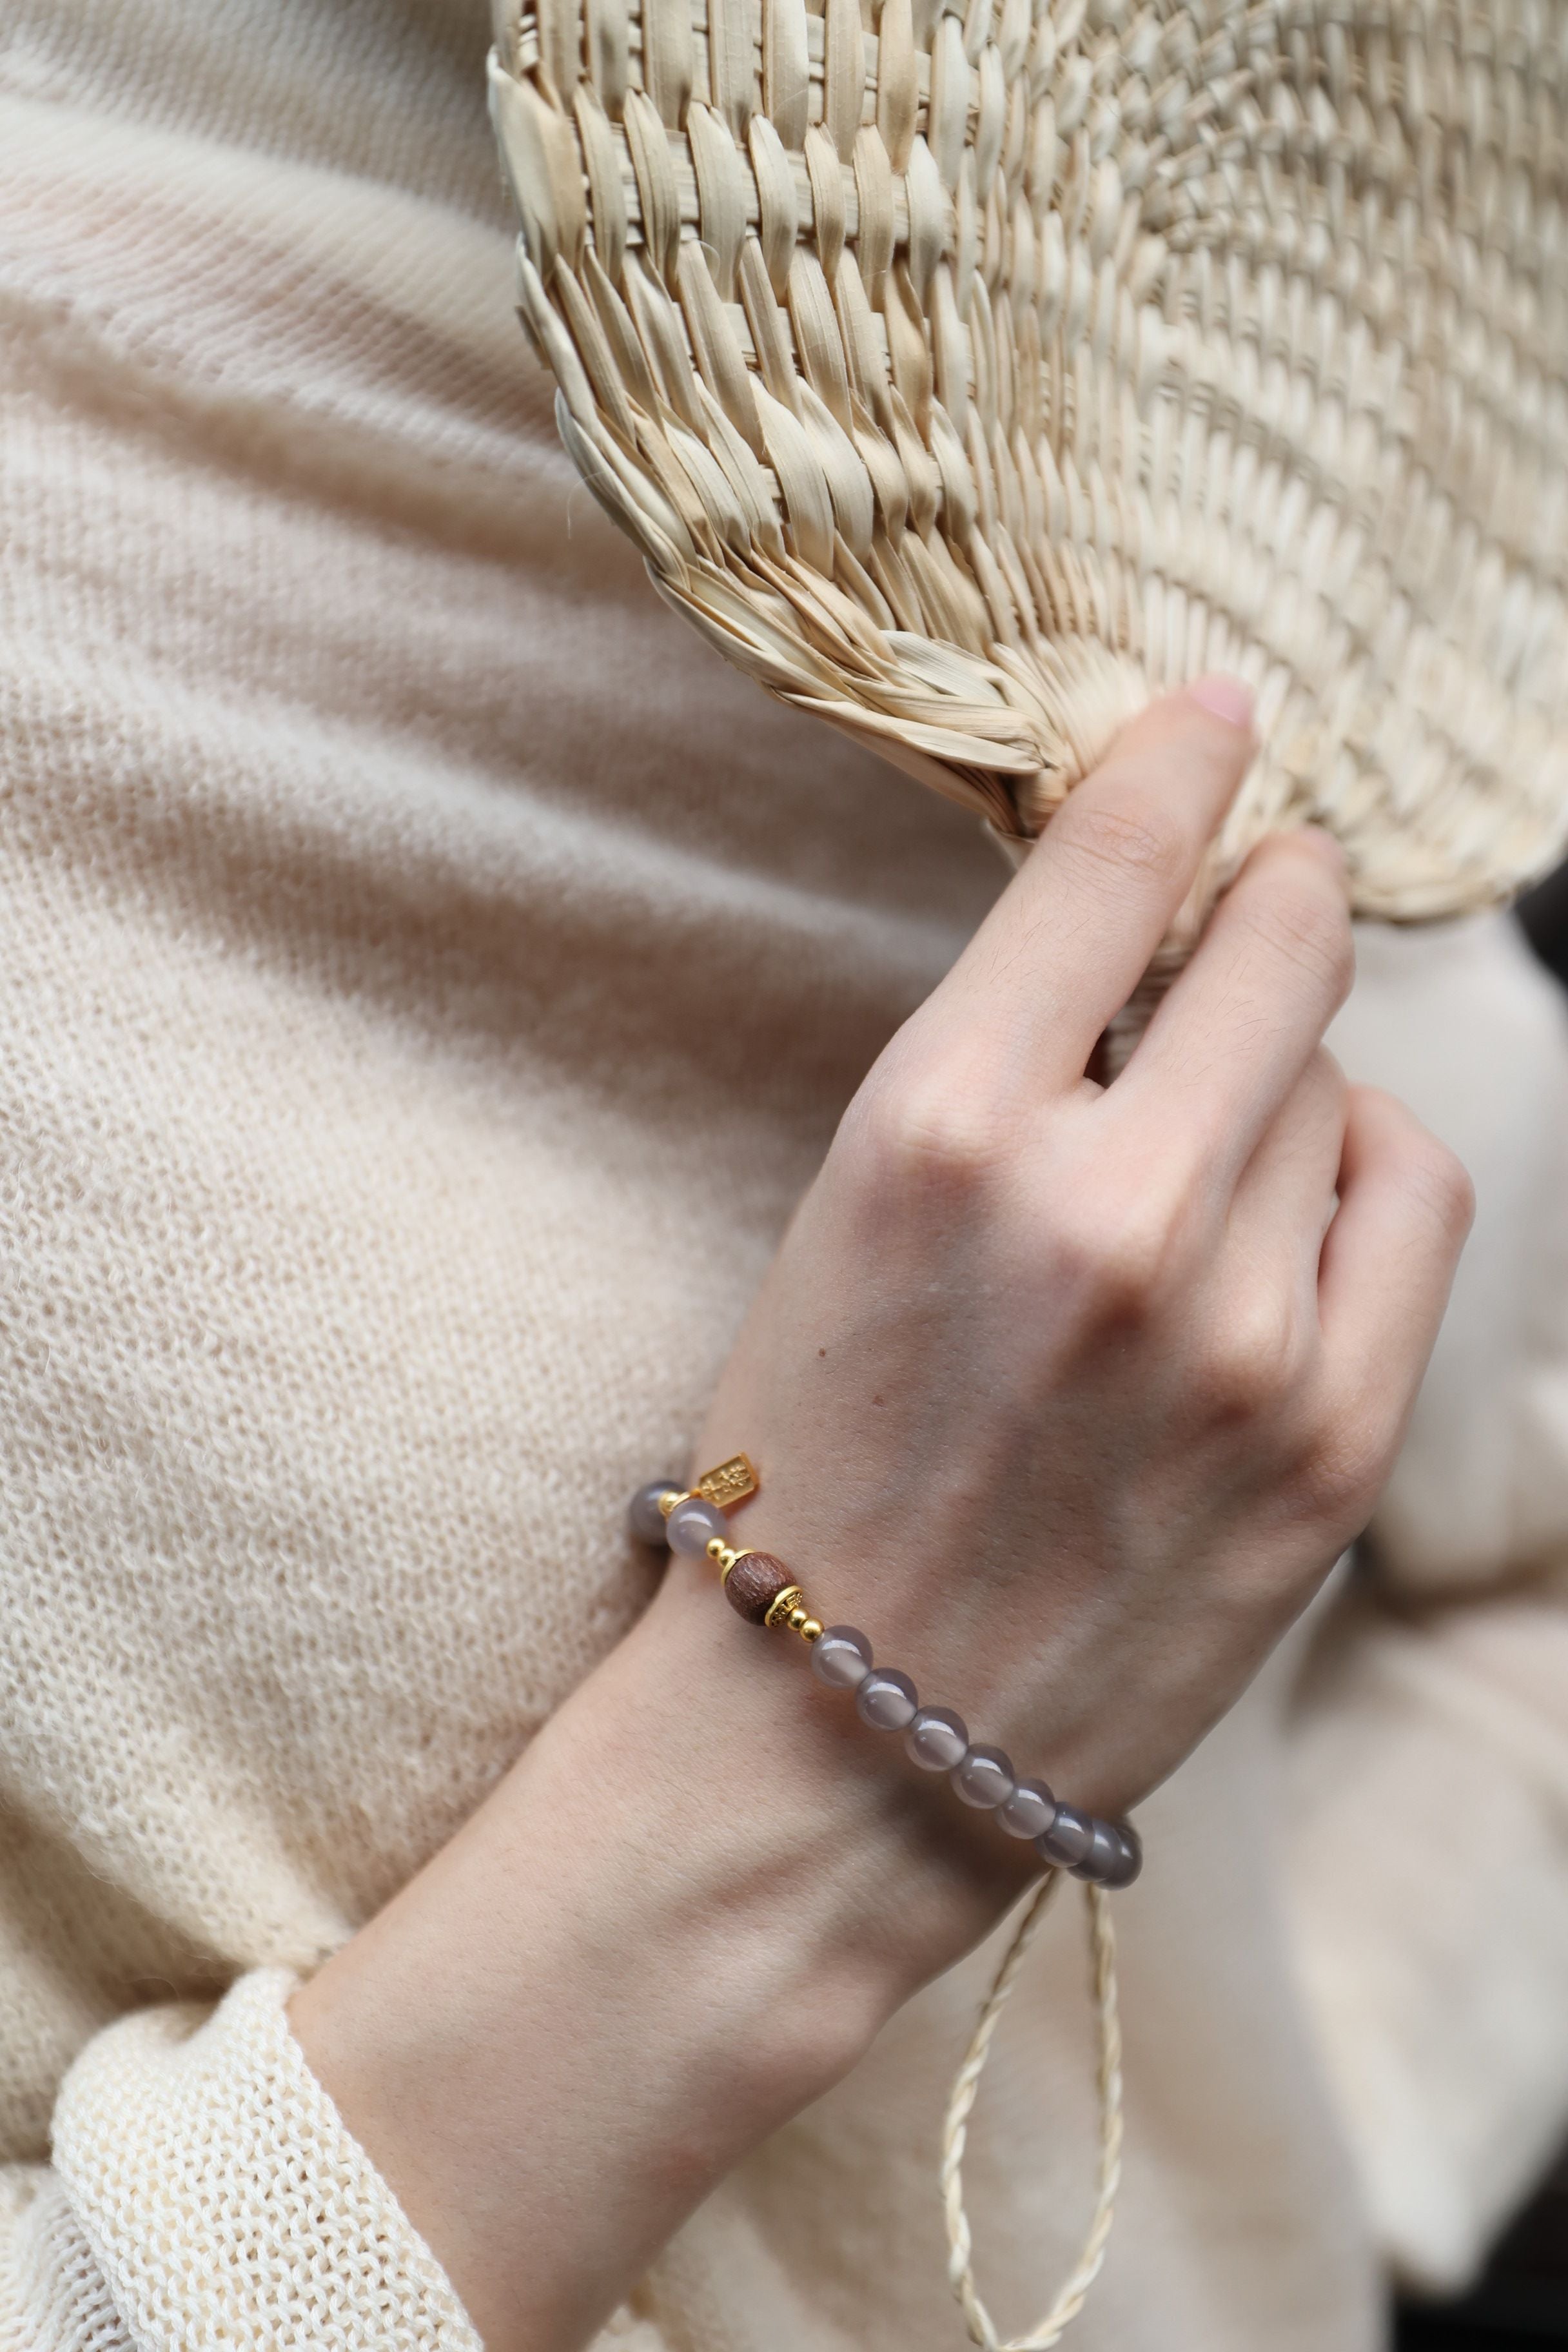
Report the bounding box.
[627,1549,1045,2023]
[289,1577,1017,2351]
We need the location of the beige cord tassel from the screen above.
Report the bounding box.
[942,1878,1124,2351]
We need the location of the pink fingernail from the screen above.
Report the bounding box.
[1186,673,1255,730]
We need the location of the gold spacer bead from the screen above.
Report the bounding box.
[719,1547,752,1588]
[763,1583,804,1630]
[787,1605,809,1632]
[706,1536,728,1562]
[659,1489,692,1519]
[800,1618,824,1643]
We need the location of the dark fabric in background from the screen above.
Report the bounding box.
[1520,863,1568,996]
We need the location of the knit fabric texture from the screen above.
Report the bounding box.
[3,5,1568,2349]
[37,1974,477,2352]
[1,2177,126,2352]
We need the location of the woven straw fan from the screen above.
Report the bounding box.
[489,0,1568,985]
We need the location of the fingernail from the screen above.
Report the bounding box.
[1186,673,1255,730]
[1298,825,1347,877]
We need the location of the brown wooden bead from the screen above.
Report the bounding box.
[723,1551,795,1625]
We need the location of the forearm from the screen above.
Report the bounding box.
[290,683,1469,2351]
[289,1580,1028,2352]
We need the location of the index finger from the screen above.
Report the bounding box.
[920,678,1257,1098]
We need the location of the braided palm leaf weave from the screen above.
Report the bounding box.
[489,0,1568,919]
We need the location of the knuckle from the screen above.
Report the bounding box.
[1402,1132,1476,1242]
[1059,794,1186,892]
[1244,877,1354,1004]
[1303,1404,1399,1527]
[848,1066,1006,1195]
[1206,1293,1304,1415]
[1050,1180,1188,1318]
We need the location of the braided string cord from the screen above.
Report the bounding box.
[941,1877,1123,2352]
[491,1,1568,930]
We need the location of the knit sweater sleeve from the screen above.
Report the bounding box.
[0,1972,481,2352]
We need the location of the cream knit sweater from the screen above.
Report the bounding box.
[2,6,1567,2349]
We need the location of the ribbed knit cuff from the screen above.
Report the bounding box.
[51,1970,482,2351]
[1,2168,132,2352]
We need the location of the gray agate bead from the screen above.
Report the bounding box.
[665,1494,728,1558]
[950,1744,1015,1808]
[1071,1819,1123,1883]
[1035,1803,1093,1868]
[998,1777,1057,1839]
[856,1668,919,1730]
[905,1705,968,1771]
[1101,1824,1142,1888]
[811,1626,873,1690]
[628,1478,681,1546]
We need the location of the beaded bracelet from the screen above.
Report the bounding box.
[631,1451,1132,2351]
[630,1455,1141,1891]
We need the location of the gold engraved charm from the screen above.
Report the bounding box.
[763,1583,804,1629]
[696,1453,759,1510]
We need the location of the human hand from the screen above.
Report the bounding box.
[291,680,1471,2352]
[669,678,1473,1825]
